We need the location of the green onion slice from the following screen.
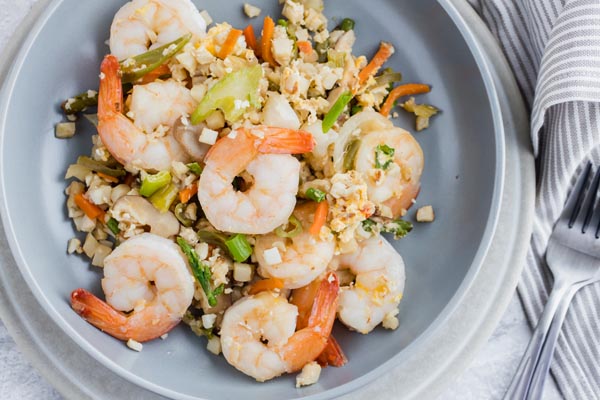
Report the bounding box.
[305,188,326,203]
[139,171,172,197]
[107,218,120,235]
[225,234,253,263]
[187,162,203,176]
[275,215,303,238]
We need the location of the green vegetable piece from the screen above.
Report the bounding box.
[107,218,120,235]
[350,104,363,115]
[120,34,191,84]
[401,97,439,131]
[343,139,361,172]
[140,171,172,197]
[225,234,253,263]
[191,65,263,124]
[177,237,219,307]
[305,188,326,203]
[382,219,413,239]
[336,18,355,32]
[174,203,194,227]
[361,219,377,233]
[62,91,98,114]
[187,162,203,176]
[275,215,303,238]
[315,40,330,63]
[322,91,353,133]
[375,69,403,87]
[150,183,178,213]
[197,230,231,256]
[375,144,395,170]
[277,19,289,27]
[76,156,126,178]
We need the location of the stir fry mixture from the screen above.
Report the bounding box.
[58,0,438,386]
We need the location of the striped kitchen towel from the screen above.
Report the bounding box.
[467,0,600,398]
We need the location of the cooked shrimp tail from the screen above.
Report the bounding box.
[97,54,192,171]
[281,272,339,372]
[317,335,348,367]
[71,288,179,342]
[291,275,347,367]
[98,55,122,118]
[253,127,315,154]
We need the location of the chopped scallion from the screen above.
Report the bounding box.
[305,188,326,203]
[275,215,303,238]
[107,218,120,235]
[140,171,172,197]
[225,234,253,263]
[187,162,203,176]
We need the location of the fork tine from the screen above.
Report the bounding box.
[581,166,600,233]
[567,162,592,228]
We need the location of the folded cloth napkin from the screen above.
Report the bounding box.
[468,0,600,398]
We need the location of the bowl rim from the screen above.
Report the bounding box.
[0,0,506,399]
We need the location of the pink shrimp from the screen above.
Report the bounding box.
[219,272,339,381]
[97,55,191,171]
[198,126,315,234]
[70,233,194,342]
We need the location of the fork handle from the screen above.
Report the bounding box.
[503,281,571,400]
[526,284,582,400]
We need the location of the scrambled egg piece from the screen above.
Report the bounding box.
[328,171,375,252]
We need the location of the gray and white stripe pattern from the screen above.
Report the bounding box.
[468,0,600,398]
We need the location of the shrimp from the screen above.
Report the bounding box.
[98,55,192,171]
[220,272,339,382]
[110,0,206,60]
[290,278,348,367]
[354,127,424,218]
[254,203,335,289]
[198,126,315,234]
[335,235,405,334]
[70,233,195,342]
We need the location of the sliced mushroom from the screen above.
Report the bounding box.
[112,195,180,238]
[173,119,211,162]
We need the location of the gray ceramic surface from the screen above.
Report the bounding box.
[0,1,505,399]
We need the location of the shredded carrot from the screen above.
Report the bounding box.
[139,64,171,84]
[379,83,431,117]
[297,40,313,55]
[248,278,285,295]
[218,29,243,59]
[261,16,277,66]
[358,41,395,87]
[179,183,198,204]
[243,25,259,55]
[309,201,329,236]
[317,335,348,367]
[74,193,105,221]
[97,172,119,183]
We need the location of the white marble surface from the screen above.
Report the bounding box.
[0,1,565,399]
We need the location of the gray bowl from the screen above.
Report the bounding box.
[0,0,504,399]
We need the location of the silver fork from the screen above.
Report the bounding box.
[504,163,600,400]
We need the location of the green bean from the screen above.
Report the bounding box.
[61,91,98,115]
